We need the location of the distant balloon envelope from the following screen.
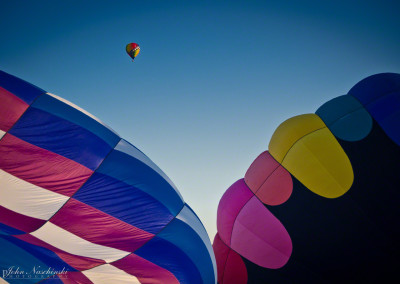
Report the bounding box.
[0,70,217,284]
[213,73,400,283]
[126,43,140,61]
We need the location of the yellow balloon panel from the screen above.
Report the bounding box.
[269,114,325,163]
[269,114,353,198]
[133,48,140,57]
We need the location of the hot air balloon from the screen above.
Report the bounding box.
[0,70,217,284]
[126,43,140,61]
[213,73,400,283]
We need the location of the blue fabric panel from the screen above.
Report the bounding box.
[175,205,217,282]
[9,107,112,170]
[0,236,48,283]
[348,73,400,145]
[135,235,202,284]
[0,70,45,104]
[0,223,24,235]
[158,205,216,284]
[115,140,182,200]
[4,235,76,273]
[74,172,174,234]
[316,95,372,141]
[348,73,400,105]
[97,142,184,216]
[32,94,120,148]
[363,91,400,145]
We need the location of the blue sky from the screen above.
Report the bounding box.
[1,0,399,240]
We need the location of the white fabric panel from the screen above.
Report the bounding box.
[0,170,69,220]
[0,130,5,140]
[31,222,130,262]
[83,264,140,284]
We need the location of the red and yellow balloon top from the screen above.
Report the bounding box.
[126,43,140,61]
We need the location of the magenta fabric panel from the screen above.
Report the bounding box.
[50,199,155,252]
[213,233,247,284]
[245,151,292,205]
[212,233,230,284]
[231,196,292,269]
[16,234,105,271]
[0,206,46,233]
[0,134,93,197]
[217,179,253,246]
[223,248,248,284]
[112,253,180,284]
[0,86,29,132]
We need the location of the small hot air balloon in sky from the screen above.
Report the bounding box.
[126,43,140,61]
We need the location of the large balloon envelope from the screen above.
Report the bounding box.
[0,70,216,283]
[213,73,400,283]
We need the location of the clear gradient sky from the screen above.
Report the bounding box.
[1,0,399,240]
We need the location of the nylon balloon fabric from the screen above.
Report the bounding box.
[0,70,217,284]
[213,73,400,283]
